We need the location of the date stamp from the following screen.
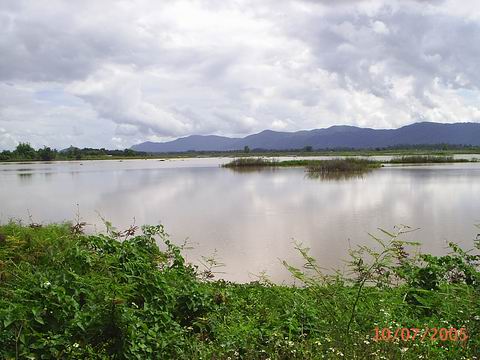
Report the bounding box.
[373,327,468,342]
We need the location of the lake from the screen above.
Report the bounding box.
[1,157,480,282]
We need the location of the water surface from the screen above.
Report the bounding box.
[1,158,479,282]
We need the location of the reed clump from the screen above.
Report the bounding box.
[306,158,381,176]
[224,158,382,173]
[222,157,279,168]
[388,155,466,163]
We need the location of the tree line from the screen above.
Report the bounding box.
[0,143,146,161]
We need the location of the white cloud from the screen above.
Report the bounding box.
[371,20,390,34]
[0,0,480,149]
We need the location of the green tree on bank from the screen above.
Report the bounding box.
[0,143,147,161]
[37,146,57,161]
[13,142,36,160]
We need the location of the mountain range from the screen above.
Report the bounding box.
[131,122,480,152]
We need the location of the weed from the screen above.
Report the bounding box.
[0,222,478,359]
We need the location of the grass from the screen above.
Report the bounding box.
[0,221,478,359]
[222,155,479,177]
[223,158,382,178]
[306,158,381,176]
[222,157,280,168]
[222,158,337,169]
[388,155,474,164]
[3,146,480,163]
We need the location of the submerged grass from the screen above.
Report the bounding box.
[0,222,479,359]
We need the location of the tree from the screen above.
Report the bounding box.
[37,146,56,161]
[0,150,12,161]
[123,148,136,157]
[14,142,36,160]
[304,145,313,152]
[65,146,82,160]
[244,145,250,153]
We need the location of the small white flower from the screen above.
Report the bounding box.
[43,281,51,287]
[73,343,79,348]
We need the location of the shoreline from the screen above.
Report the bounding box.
[1,151,480,164]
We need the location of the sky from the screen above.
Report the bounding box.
[1,0,480,150]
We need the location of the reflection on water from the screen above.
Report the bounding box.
[1,159,480,282]
[305,170,373,181]
[17,172,33,183]
[225,165,375,180]
[224,166,280,174]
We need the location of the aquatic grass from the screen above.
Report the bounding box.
[222,157,279,168]
[306,158,381,177]
[223,156,477,178]
[224,157,382,174]
[388,155,470,164]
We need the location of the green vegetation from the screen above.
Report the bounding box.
[306,158,380,174]
[389,155,475,164]
[223,158,381,179]
[222,157,280,168]
[222,158,381,170]
[0,222,478,359]
[2,142,480,163]
[139,143,480,159]
[0,143,147,162]
[222,155,479,175]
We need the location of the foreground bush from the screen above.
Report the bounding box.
[0,223,478,359]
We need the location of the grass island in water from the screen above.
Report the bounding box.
[222,156,478,179]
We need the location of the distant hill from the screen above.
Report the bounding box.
[131,122,480,152]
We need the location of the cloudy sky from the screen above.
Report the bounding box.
[1,0,480,150]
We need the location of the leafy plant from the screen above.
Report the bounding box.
[0,222,478,359]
